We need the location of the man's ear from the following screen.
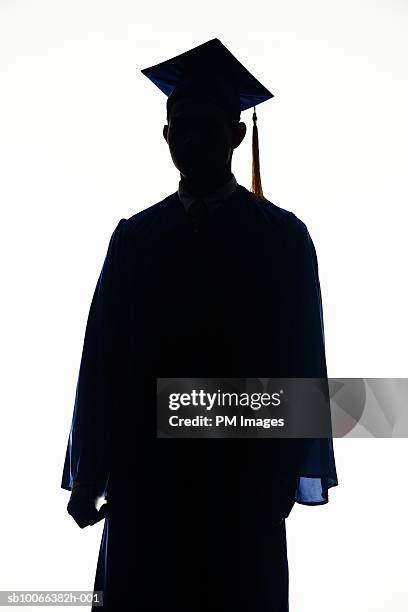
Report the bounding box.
[231,122,246,150]
[163,124,168,143]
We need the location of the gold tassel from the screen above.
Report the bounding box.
[251,106,266,200]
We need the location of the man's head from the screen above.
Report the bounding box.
[142,39,274,197]
[163,94,246,181]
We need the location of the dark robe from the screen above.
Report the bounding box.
[61,183,338,611]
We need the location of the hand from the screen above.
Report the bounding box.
[67,481,109,529]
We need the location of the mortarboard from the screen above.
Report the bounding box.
[140,38,274,200]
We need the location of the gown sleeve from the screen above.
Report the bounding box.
[280,212,338,506]
[61,218,128,498]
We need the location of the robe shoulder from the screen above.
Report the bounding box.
[254,197,309,236]
[250,192,318,261]
[120,185,311,247]
[236,184,311,239]
[122,192,178,237]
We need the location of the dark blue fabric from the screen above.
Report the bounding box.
[61,183,338,610]
[61,217,127,499]
[141,38,274,115]
[91,480,290,611]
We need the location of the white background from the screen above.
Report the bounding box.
[1,1,407,610]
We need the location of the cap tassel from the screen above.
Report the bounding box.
[251,106,266,200]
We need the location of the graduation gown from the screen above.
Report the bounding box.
[61,183,338,611]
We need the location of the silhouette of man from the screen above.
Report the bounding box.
[61,39,338,612]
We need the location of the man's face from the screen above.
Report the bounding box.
[163,98,242,179]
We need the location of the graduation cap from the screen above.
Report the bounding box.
[140,38,274,200]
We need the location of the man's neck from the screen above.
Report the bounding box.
[179,168,233,198]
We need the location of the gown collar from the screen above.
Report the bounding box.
[177,173,238,214]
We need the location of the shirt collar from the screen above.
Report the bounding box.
[177,173,238,214]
